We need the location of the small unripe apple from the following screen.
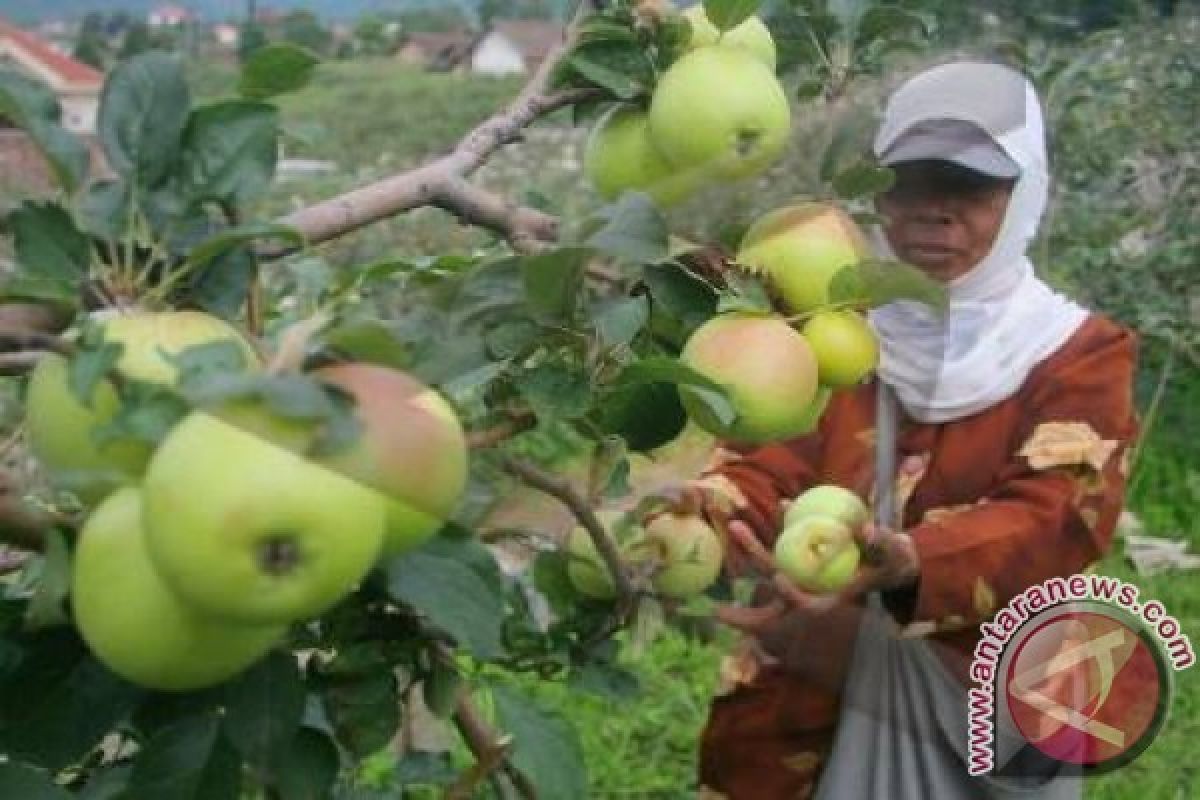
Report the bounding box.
[25,310,260,504]
[142,413,386,624]
[784,485,868,531]
[73,488,284,691]
[648,47,791,181]
[681,5,776,70]
[774,514,860,593]
[736,203,871,313]
[314,365,469,558]
[584,105,705,207]
[644,511,723,598]
[801,310,879,388]
[679,313,819,444]
[566,510,645,600]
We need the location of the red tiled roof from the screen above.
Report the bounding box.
[0,18,103,88]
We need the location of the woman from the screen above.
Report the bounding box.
[689,61,1139,798]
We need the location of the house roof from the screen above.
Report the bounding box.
[490,19,565,66]
[0,18,103,90]
[402,30,476,57]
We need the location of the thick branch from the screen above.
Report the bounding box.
[275,5,597,251]
[0,304,71,335]
[0,351,50,375]
[466,412,538,450]
[0,331,72,355]
[501,456,634,600]
[0,496,75,552]
[432,178,559,255]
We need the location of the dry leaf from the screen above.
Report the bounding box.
[973,577,998,617]
[781,751,822,774]
[1019,421,1118,473]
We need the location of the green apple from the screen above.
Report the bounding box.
[783,485,869,531]
[679,313,820,444]
[648,46,791,181]
[566,510,645,600]
[72,487,284,691]
[314,364,468,558]
[774,514,860,593]
[681,5,776,70]
[25,354,152,505]
[584,105,707,207]
[645,511,723,598]
[142,412,386,624]
[801,310,879,388]
[736,203,871,313]
[25,310,260,503]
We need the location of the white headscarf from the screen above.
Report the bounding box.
[866,63,1089,424]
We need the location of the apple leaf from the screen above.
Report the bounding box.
[239,43,320,100]
[568,661,640,700]
[832,162,896,200]
[586,193,669,264]
[324,318,411,369]
[516,359,593,422]
[268,727,340,800]
[77,765,132,800]
[318,671,400,760]
[0,70,89,193]
[98,51,191,187]
[181,100,280,210]
[593,294,650,348]
[220,652,306,768]
[67,335,123,410]
[0,763,73,800]
[703,0,763,32]
[0,631,143,772]
[3,202,90,306]
[828,259,948,312]
[93,383,189,448]
[125,714,242,800]
[387,541,506,661]
[183,222,304,273]
[492,684,588,800]
[422,660,464,719]
[521,247,589,321]
[22,531,72,631]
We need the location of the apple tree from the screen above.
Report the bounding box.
[0,2,944,797]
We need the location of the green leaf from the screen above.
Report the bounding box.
[593,295,650,348]
[77,180,131,241]
[586,193,669,264]
[239,43,320,100]
[532,551,576,614]
[324,319,410,369]
[422,660,463,719]
[0,763,72,800]
[828,0,870,32]
[270,727,340,800]
[126,714,242,800]
[4,202,90,305]
[0,631,143,773]
[521,247,589,321]
[98,51,191,186]
[616,356,736,429]
[0,70,88,192]
[181,100,279,210]
[318,671,399,759]
[854,6,931,51]
[78,765,132,800]
[184,247,256,319]
[565,41,651,100]
[22,531,71,630]
[832,162,896,200]
[516,359,593,421]
[388,543,506,661]
[220,651,306,767]
[568,661,640,700]
[592,380,687,452]
[93,383,188,449]
[828,259,948,311]
[703,0,763,32]
[184,222,303,272]
[641,261,718,343]
[492,685,588,800]
[68,337,123,410]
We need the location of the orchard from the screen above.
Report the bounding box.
[0,0,1196,798]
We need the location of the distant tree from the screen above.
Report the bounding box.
[73,32,107,69]
[119,21,156,59]
[353,15,402,57]
[281,10,332,54]
[397,7,472,33]
[238,22,269,62]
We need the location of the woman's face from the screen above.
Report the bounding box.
[876,161,1016,283]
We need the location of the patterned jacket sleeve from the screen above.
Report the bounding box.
[894,322,1139,630]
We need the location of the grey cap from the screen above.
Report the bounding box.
[875,62,1030,179]
[879,118,1020,178]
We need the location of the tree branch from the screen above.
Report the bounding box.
[0,496,76,552]
[501,456,634,601]
[0,331,72,355]
[0,351,51,375]
[0,304,71,336]
[466,412,538,450]
[273,7,599,253]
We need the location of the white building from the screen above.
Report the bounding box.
[470,20,563,76]
[148,4,195,28]
[0,18,103,134]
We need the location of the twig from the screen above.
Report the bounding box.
[272,7,598,254]
[467,412,538,450]
[0,351,51,375]
[0,496,76,552]
[0,304,71,336]
[0,331,73,355]
[501,456,633,600]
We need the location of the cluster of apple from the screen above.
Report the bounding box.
[583,6,790,206]
[565,509,723,600]
[774,485,869,593]
[25,310,468,691]
[679,203,881,444]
